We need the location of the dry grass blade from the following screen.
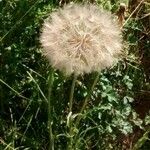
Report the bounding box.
[0,0,40,42]
[27,71,48,103]
[0,79,30,101]
[123,0,145,27]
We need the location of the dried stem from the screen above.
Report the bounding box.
[122,0,145,27]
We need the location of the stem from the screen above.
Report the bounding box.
[75,73,99,127]
[69,74,77,112]
[48,68,54,150]
[133,128,150,150]
[73,73,99,149]
[67,74,77,150]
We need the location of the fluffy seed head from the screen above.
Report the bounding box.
[40,4,122,75]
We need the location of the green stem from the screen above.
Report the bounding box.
[48,68,54,150]
[69,74,77,113]
[73,73,99,149]
[67,74,77,150]
[75,73,99,127]
[132,128,150,150]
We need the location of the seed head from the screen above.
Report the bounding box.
[40,4,122,75]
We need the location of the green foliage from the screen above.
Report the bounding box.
[0,0,150,149]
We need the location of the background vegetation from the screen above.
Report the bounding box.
[0,0,150,149]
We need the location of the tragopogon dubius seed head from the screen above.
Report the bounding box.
[40,4,123,75]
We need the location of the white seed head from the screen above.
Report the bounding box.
[40,4,123,75]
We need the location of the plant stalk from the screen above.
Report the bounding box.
[75,73,99,127]
[132,128,150,150]
[67,74,77,150]
[73,73,99,149]
[69,74,77,113]
[48,68,54,150]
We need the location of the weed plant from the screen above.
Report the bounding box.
[0,0,150,149]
